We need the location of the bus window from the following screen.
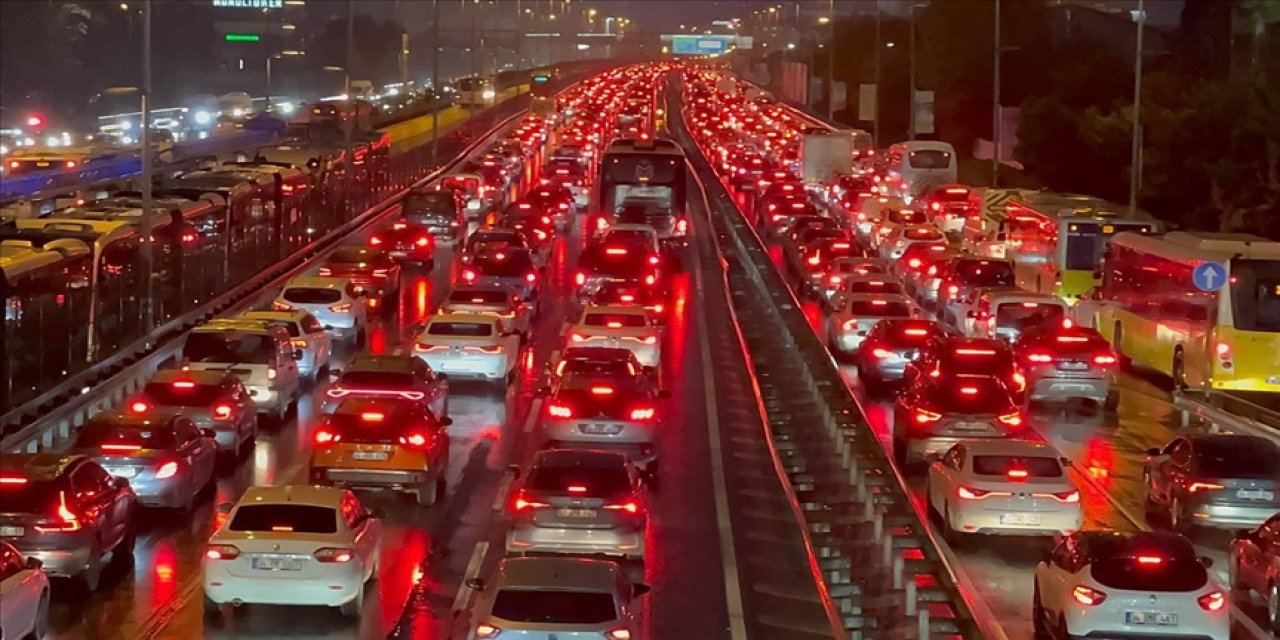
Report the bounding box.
[1232,260,1280,332]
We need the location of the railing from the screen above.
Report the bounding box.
[1174,389,1280,439]
[670,83,984,639]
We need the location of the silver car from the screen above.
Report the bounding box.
[460,247,541,302]
[506,449,648,559]
[466,556,649,640]
[72,409,218,510]
[238,309,334,382]
[1014,325,1118,408]
[132,369,258,455]
[826,294,918,358]
[273,276,369,346]
[540,373,665,476]
[1143,434,1280,531]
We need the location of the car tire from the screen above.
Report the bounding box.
[1169,496,1189,533]
[72,551,102,594]
[1267,582,1280,634]
[32,588,50,639]
[339,583,363,618]
[114,527,137,567]
[416,474,440,506]
[1103,390,1119,412]
[1032,584,1052,640]
[941,505,962,546]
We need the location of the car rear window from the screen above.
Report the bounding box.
[847,300,913,317]
[228,504,338,534]
[1087,536,1206,592]
[143,381,224,406]
[184,332,274,364]
[908,149,951,169]
[944,345,1014,375]
[583,313,646,328]
[0,479,62,513]
[474,253,534,277]
[528,465,632,495]
[339,371,415,388]
[995,302,1065,330]
[953,260,1014,286]
[448,290,508,304]
[76,421,175,449]
[283,288,343,304]
[846,281,904,295]
[1194,437,1280,478]
[971,455,1064,478]
[427,322,494,337]
[931,377,1014,413]
[491,590,618,624]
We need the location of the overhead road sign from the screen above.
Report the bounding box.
[224,33,262,42]
[666,34,735,55]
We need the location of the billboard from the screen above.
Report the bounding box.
[668,35,734,55]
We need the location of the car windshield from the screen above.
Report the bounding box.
[1087,535,1207,592]
[427,322,494,337]
[930,377,1013,413]
[184,332,274,364]
[908,149,951,169]
[847,299,913,317]
[943,346,1014,375]
[143,381,224,406]
[491,589,618,624]
[528,464,631,495]
[283,288,343,304]
[228,504,338,534]
[584,313,646,328]
[971,455,1064,478]
[953,261,1014,286]
[338,370,414,388]
[1194,437,1280,478]
[76,422,175,449]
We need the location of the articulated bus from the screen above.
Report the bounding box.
[1002,192,1159,301]
[598,138,687,222]
[1094,231,1280,393]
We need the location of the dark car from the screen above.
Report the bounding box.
[319,246,401,306]
[906,336,1027,403]
[460,247,541,302]
[0,454,137,591]
[370,219,437,267]
[130,369,258,456]
[1143,434,1280,532]
[402,187,465,236]
[463,228,532,260]
[891,374,1024,468]
[1228,513,1280,633]
[72,408,218,510]
[855,319,952,396]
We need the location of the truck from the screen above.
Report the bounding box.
[799,130,854,184]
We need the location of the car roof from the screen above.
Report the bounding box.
[957,439,1061,457]
[237,484,345,507]
[148,368,229,385]
[346,354,418,372]
[494,556,622,591]
[285,276,354,289]
[429,312,500,325]
[0,453,83,479]
[193,319,278,335]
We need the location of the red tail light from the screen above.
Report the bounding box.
[1072,585,1107,606]
[1006,468,1029,481]
[957,486,995,500]
[154,460,180,480]
[870,348,894,359]
[212,402,235,420]
[603,500,641,515]
[399,431,430,448]
[369,235,383,246]
[205,544,241,560]
[415,236,431,248]
[575,271,586,286]
[462,269,477,282]
[474,624,502,639]
[34,492,81,533]
[317,267,332,276]
[1033,489,1081,503]
[675,218,689,233]
[525,272,538,283]
[913,408,943,425]
[314,547,355,563]
[129,400,151,414]
[360,411,385,423]
[313,428,340,446]
[1093,353,1117,366]
[1025,351,1053,364]
[1198,591,1226,612]
[513,490,550,511]
[547,403,573,418]
[629,406,656,421]
[907,258,922,269]
[997,412,1024,427]
[1186,481,1224,493]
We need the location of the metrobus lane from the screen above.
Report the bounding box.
[395,177,733,640]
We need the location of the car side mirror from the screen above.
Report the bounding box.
[216,502,234,515]
[506,464,522,480]
[293,349,304,361]
[440,417,454,427]
[465,577,486,591]
[658,389,672,399]
[632,583,652,598]
[1145,447,1161,457]
[200,428,218,439]
[1198,556,1213,569]
[368,507,386,519]
[25,556,43,570]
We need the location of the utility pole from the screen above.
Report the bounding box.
[873,0,881,145]
[431,0,440,167]
[992,0,1002,186]
[140,0,154,339]
[395,0,408,89]
[1129,0,1145,213]
[344,0,354,213]
[908,1,916,139]
[470,1,478,113]
[826,0,834,120]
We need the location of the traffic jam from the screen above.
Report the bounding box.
[0,64,714,640]
[677,67,1279,640]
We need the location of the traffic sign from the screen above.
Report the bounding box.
[224,33,261,42]
[1191,261,1227,292]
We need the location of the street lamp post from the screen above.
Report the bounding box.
[992,0,1001,186]
[431,0,440,167]
[1129,0,1145,213]
[873,0,881,145]
[826,0,834,120]
[908,1,916,139]
[139,0,154,343]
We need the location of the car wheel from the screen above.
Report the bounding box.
[1032,584,1052,640]
[33,589,50,638]
[339,583,363,618]
[941,505,962,546]
[1170,496,1189,533]
[72,552,102,594]
[203,594,222,618]
[1268,582,1280,634]
[416,474,440,506]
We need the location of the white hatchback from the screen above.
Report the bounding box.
[203,485,382,618]
[1033,531,1229,640]
[926,439,1082,539]
[566,305,661,369]
[412,313,521,382]
[0,541,49,640]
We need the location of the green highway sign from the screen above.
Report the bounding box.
[224,33,262,43]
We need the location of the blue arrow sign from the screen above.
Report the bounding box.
[1191,261,1227,292]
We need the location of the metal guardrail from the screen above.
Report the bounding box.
[1,108,529,455]
[1173,389,1280,439]
[670,88,982,639]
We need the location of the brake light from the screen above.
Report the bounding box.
[959,385,979,395]
[957,486,994,500]
[913,408,943,425]
[462,269,477,282]
[399,431,430,448]
[575,271,587,286]
[205,545,241,561]
[329,303,352,313]
[676,218,689,233]
[474,623,502,639]
[591,386,615,396]
[903,328,929,337]
[525,272,538,284]
[513,490,550,511]
[1026,351,1053,363]
[570,333,588,343]
[907,258,922,269]
[314,547,355,563]
[317,267,332,276]
[369,235,383,246]
[955,348,996,356]
[629,406,656,421]
[360,411,385,423]
[947,284,959,298]
[930,201,942,211]
[997,412,1024,427]
[1198,591,1226,612]
[1092,353,1117,366]
[212,402,234,420]
[313,428,340,446]
[1012,371,1026,392]
[1072,585,1107,606]
[1036,489,1080,503]
[0,475,29,485]
[154,460,180,480]
[644,274,657,286]
[35,491,81,533]
[1006,468,1029,481]
[606,247,628,255]
[272,301,294,311]
[547,403,573,418]
[129,400,151,414]
[415,236,431,248]
[870,348,894,359]
[1186,481,1224,493]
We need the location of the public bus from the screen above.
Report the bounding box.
[1093,231,1280,393]
[455,76,497,108]
[1001,192,1158,300]
[597,138,687,221]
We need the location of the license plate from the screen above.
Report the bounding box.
[252,556,303,571]
[1126,611,1177,626]
[352,451,389,461]
[1057,361,1089,371]
[999,514,1041,526]
[556,508,598,519]
[1237,489,1274,501]
[0,526,24,537]
[580,423,622,435]
[954,422,991,432]
[36,161,51,167]
[103,466,139,479]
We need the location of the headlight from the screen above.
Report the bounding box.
[277,102,295,115]
[231,108,244,117]
[193,110,211,125]
[120,120,132,131]
[481,89,496,100]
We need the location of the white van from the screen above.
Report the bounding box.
[884,141,957,204]
[182,318,303,424]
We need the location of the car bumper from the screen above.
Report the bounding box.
[1028,376,1111,402]
[203,565,364,607]
[950,503,1082,536]
[1066,608,1228,640]
[1186,501,1280,529]
[19,546,93,578]
[506,523,645,557]
[314,466,430,490]
[419,353,510,379]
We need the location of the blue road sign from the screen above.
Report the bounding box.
[1191,261,1227,292]
[669,34,732,55]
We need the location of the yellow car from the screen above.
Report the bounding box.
[309,397,451,506]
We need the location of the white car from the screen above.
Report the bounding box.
[566,305,661,368]
[963,291,1068,342]
[273,276,369,346]
[439,287,533,337]
[879,224,946,261]
[1033,531,1228,640]
[412,313,521,382]
[926,440,1081,540]
[826,294,918,357]
[203,485,382,618]
[238,309,334,382]
[0,541,49,640]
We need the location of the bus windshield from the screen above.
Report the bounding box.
[1064,221,1155,271]
[1230,259,1280,332]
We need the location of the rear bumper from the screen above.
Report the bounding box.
[506,523,644,557]
[20,546,93,578]
[1186,501,1279,529]
[949,502,1082,536]
[1028,376,1111,402]
[313,466,430,489]
[419,353,510,379]
[203,564,363,607]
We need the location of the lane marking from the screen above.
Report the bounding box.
[691,213,750,640]
[522,397,544,434]
[453,540,490,612]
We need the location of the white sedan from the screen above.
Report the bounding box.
[0,541,49,640]
[203,485,382,618]
[926,439,1082,540]
[565,305,661,369]
[412,313,521,382]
